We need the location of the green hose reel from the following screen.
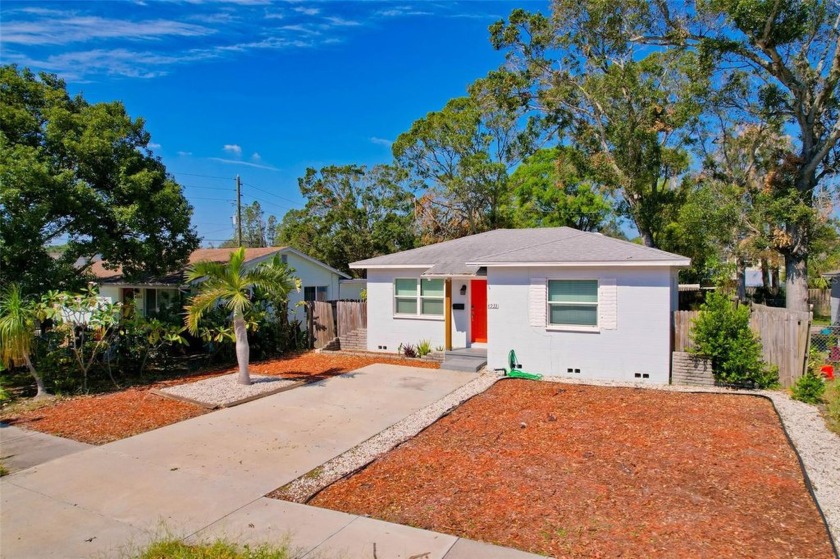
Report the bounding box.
[506,350,543,380]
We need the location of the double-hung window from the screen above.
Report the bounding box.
[394,278,444,317]
[548,280,598,327]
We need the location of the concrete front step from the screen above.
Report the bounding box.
[440,357,487,372]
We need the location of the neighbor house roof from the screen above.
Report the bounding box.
[90,246,349,287]
[350,227,690,276]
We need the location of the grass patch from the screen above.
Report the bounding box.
[822,378,840,436]
[0,461,8,477]
[130,537,292,559]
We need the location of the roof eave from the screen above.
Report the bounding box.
[465,260,691,268]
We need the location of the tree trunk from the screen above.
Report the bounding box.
[639,228,656,248]
[736,258,747,302]
[233,311,251,385]
[785,253,809,313]
[760,258,771,289]
[24,354,50,399]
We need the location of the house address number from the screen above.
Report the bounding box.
[487,303,499,310]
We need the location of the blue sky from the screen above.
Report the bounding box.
[2,0,546,245]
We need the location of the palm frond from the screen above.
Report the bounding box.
[186,260,227,284]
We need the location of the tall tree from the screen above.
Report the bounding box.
[508,146,614,231]
[639,0,840,310]
[0,65,198,295]
[221,201,276,248]
[488,5,709,248]
[275,164,416,276]
[393,93,540,243]
[185,249,299,385]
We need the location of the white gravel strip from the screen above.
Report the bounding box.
[160,373,298,408]
[539,375,840,550]
[272,371,499,503]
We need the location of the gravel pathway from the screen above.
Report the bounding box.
[159,373,299,408]
[540,375,840,551]
[270,371,499,503]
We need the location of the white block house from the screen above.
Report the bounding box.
[351,227,690,383]
[92,247,349,322]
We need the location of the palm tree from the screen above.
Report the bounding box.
[0,284,49,398]
[185,248,300,385]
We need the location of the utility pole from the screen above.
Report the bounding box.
[235,174,242,247]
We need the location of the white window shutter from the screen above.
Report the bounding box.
[599,279,617,330]
[529,278,547,327]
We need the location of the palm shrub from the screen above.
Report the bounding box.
[0,284,49,398]
[691,291,778,388]
[185,248,300,385]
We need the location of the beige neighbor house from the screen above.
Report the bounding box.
[90,247,350,322]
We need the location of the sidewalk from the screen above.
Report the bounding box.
[1,365,542,558]
[0,423,91,473]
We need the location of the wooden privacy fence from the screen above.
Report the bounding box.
[337,300,367,337]
[809,288,830,317]
[306,301,336,349]
[673,303,811,387]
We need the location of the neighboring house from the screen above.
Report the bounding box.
[351,227,690,383]
[824,270,840,325]
[338,278,366,300]
[91,247,349,322]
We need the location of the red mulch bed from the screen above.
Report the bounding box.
[1,352,438,445]
[310,380,834,558]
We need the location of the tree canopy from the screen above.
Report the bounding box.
[0,65,198,295]
[275,164,417,276]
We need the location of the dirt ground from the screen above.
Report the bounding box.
[310,379,835,559]
[0,352,438,445]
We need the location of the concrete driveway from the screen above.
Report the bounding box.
[0,364,540,559]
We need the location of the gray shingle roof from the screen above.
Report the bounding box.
[350,227,689,276]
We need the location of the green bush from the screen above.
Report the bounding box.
[791,372,826,404]
[416,339,432,358]
[691,291,778,388]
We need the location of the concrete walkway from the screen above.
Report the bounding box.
[0,423,92,473]
[0,365,542,559]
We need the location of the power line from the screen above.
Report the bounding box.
[240,194,296,213]
[189,196,232,202]
[242,182,303,207]
[180,184,233,192]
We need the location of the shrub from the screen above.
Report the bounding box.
[791,372,826,404]
[399,343,417,358]
[691,292,778,388]
[416,339,432,358]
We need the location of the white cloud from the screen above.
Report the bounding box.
[148,142,162,149]
[223,144,243,156]
[293,6,320,16]
[251,152,262,162]
[324,16,360,27]
[209,157,278,171]
[377,6,432,18]
[177,151,193,156]
[370,136,393,147]
[1,16,213,46]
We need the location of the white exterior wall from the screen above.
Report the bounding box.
[831,279,839,325]
[486,266,675,383]
[98,286,121,304]
[285,252,342,323]
[339,279,366,300]
[366,269,448,352]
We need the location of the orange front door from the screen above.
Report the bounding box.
[471,279,487,343]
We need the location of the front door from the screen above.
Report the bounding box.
[471,279,487,343]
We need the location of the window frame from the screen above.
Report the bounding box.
[304,285,329,302]
[546,279,599,331]
[393,277,445,319]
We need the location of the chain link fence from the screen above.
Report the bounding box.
[811,325,840,363]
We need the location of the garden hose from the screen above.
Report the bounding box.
[507,350,543,380]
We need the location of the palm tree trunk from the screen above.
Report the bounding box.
[23,353,49,399]
[233,310,251,385]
